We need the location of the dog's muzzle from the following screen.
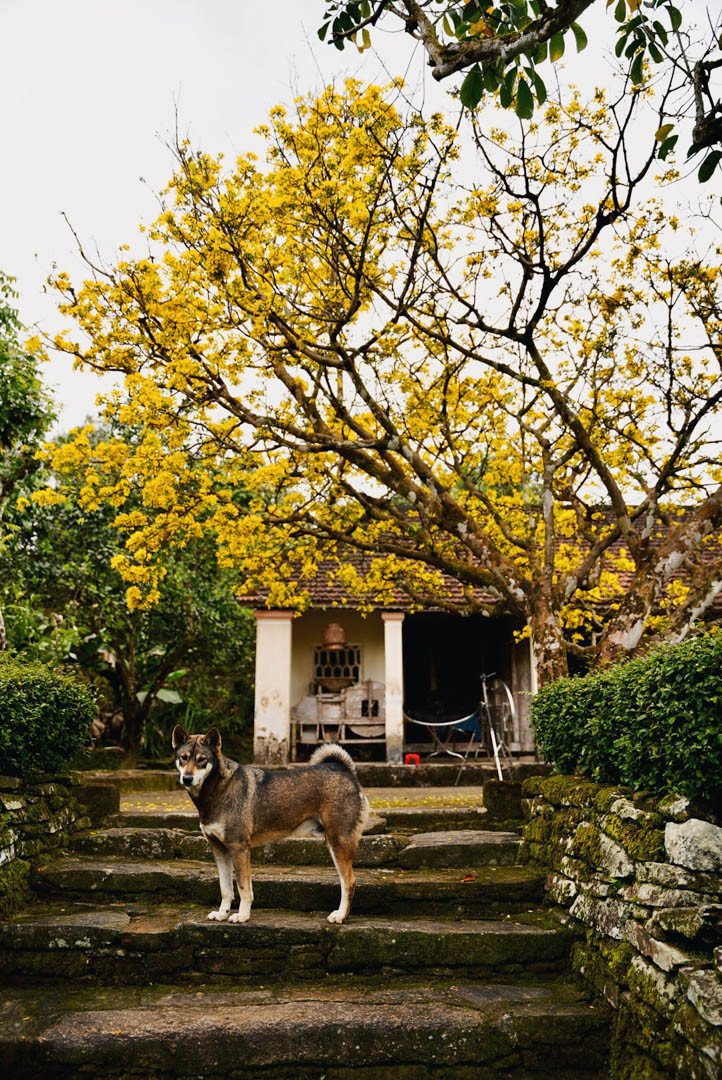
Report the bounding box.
[181,774,194,787]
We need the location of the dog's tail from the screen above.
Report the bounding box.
[309,743,357,774]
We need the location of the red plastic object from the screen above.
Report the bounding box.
[404,753,421,766]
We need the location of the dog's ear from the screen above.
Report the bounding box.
[205,727,222,753]
[172,725,189,750]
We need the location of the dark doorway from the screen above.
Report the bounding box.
[403,613,513,721]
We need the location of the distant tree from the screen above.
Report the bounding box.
[318,1,722,181]
[0,272,54,650]
[3,442,255,756]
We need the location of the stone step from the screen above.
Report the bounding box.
[397,831,521,869]
[32,857,545,916]
[111,805,494,834]
[71,828,521,869]
[0,976,609,1078]
[72,828,404,866]
[0,902,574,984]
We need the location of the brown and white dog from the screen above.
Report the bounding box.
[171,726,370,924]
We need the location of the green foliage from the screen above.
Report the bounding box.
[531,632,722,805]
[0,656,95,776]
[0,272,53,470]
[317,0,679,124]
[1,456,255,753]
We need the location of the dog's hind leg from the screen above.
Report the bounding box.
[227,843,254,924]
[325,835,357,924]
[206,839,234,922]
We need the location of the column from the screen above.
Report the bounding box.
[253,610,293,765]
[382,612,405,764]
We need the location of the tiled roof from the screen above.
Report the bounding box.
[236,549,500,612]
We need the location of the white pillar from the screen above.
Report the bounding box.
[253,611,293,765]
[382,612,405,763]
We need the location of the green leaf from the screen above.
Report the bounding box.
[515,78,534,119]
[630,51,644,84]
[534,41,548,63]
[571,22,588,52]
[698,151,722,183]
[658,134,678,161]
[531,69,548,105]
[613,0,627,23]
[318,23,329,42]
[668,5,682,32]
[655,123,674,142]
[549,31,565,62]
[648,41,663,64]
[484,66,501,92]
[460,65,485,109]
[156,688,183,705]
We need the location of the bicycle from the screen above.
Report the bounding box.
[404,672,516,784]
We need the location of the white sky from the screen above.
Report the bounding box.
[0,0,710,428]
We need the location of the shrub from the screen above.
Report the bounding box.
[0,656,96,776]
[531,632,722,805]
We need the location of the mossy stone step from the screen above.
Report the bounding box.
[32,857,545,915]
[397,831,521,869]
[0,975,610,1078]
[111,805,494,834]
[71,828,521,869]
[71,828,404,866]
[0,902,573,984]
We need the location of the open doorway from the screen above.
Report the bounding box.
[402,613,532,752]
[403,613,514,716]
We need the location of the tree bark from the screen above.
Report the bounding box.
[598,486,722,666]
[529,595,569,686]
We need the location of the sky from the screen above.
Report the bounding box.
[0,0,709,429]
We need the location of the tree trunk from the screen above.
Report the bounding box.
[529,597,569,686]
[0,606,6,652]
[598,485,722,666]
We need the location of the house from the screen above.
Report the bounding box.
[244,554,536,765]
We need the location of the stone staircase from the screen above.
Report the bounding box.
[0,774,612,1078]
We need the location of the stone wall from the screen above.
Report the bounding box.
[0,775,90,916]
[521,775,722,1080]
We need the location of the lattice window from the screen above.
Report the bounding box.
[313,645,361,686]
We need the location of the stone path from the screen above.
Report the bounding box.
[0,770,611,1077]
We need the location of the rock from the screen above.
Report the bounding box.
[665,819,722,873]
[547,873,577,904]
[569,894,633,941]
[638,861,722,896]
[597,832,635,879]
[631,924,695,973]
[657,794,695,823]
[646,906,722,946]
[683,969,722,1027]
[608,797,655,825]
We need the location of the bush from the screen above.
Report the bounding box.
[531,632,722,805]
[0,656,96,776]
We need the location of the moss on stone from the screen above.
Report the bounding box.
[601,816,666,862]
[0,858,30,916]
[538,775,601,807]
[570,822,603,865]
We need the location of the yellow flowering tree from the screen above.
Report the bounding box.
[44,81,722,683]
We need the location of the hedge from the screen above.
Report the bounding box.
[531,631,722,805]
[0,657,96,776]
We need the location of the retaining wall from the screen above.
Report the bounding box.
[521,774,722,1079]
[0,775,90,915]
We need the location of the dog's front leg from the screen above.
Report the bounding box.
[227,842,254,924]
[206,838,234,921]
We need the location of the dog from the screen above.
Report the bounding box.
[171,726,370,924]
